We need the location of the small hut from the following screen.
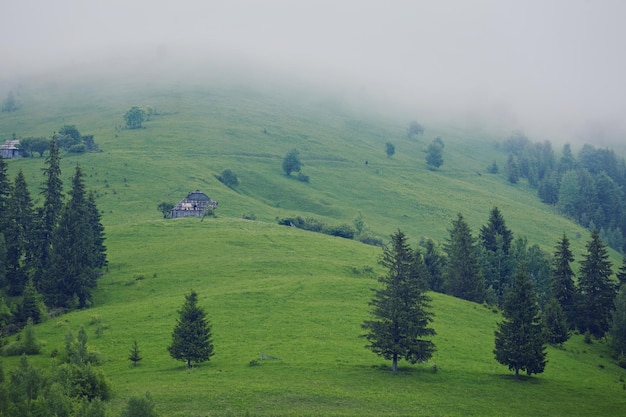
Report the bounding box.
[0,140,23,159]
[169,190,218,219]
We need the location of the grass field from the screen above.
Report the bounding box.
[2,76,626,416]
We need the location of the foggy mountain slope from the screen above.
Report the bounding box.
[1,74,602,261]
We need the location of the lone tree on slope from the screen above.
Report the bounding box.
[124,106,146,129]
[494,266,547,379]
[168,290,214,368]
[282,148,302,176]
[362,230,436,372]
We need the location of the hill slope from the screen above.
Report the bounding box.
[2,77,625,416]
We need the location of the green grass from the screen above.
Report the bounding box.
[2,77,626,416]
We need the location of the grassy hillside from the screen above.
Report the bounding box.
[2,76,626,416]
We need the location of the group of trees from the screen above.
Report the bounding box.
[18,125,99,156]
[421,206,625,365]
[2,91,19,113]
[0,328,158,416]
[123,106,160,130]
[501,132,626,252]
[0,139,107,336]
[361,228,547,378]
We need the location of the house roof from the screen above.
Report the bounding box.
[0,140,20,150]
[185,190,211,201]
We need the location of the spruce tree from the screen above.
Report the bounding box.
[5,170,35,296]
[422,238,445,293]
[86,191,107,269]
[168,290,214,368]
[542,298,570,345]
[480,207,513,254]
[479,207,514,306]
[552,234,577,329]
[610,285,626,357]
[577,230,616,338]
[43,166,98,308]
[494,267,547,379]
[129,341,143,367]
[33,137,63,285]
[0,156,9,228]
[362,230,436,372]
[616,254,626,288]
[443,213,486,303]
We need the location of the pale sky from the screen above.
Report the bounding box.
[2,0,626,142]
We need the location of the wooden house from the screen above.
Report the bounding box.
[169,190,218,219]
[0,140,23,159]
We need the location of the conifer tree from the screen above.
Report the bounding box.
[443,214,486,303]
[362,230,436,372]
[423,238,445,293]
[17,279,42,326]
[5,170,35,296]
[552,234,578,329]
[168,290,214,368]
[494,267,547,379]
[480,207,514,254]
[43,166,99,308]
[129,341,143,367]
[0,156,9,228]
[542,298,570,345]
[616,254,626,288]
[610,285,626,357]
[86,191,107,269]
[577,230,616,338]
[33,137,63,285]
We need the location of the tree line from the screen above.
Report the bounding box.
[0,138,107,336]
[500,132,626,252]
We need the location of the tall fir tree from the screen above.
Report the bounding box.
[362,230,436,372]
[43,166,99,309]
[616,254,626,288]
[86,191,107,269]
[479,207,514,306]
[443,213,486,303]
[5,170,35,296]
[168,290,214,368]
[494,266,547,379]
[610,285,626,357]
[0,156,10,228]
[480,207,514,254]
[552,234,578,329]
[577,230,616,338]
[542,297,570,345]
[33,137,63,286]
[422,238,445,293]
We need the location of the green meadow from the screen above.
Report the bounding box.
[2,76,626,416]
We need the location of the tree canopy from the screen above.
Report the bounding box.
[168,290,214,368]
[577,230,616,338]
[124,106,146,129]
[282,148,302,176]
[494,267,547,379]
[362,230,436,372]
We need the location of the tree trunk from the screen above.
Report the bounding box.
[187,358,192,369]
[392,354,398,373]
[514,366,519,380]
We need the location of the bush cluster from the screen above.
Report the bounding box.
[277,216,355,240]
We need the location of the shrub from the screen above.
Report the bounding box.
[358,235,384,247]
[323,224,356,239]
[217,169,240,188]
[68,144,86,153]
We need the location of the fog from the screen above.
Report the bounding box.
[2,0,626,145]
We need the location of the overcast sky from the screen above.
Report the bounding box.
[2,0,626,142]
